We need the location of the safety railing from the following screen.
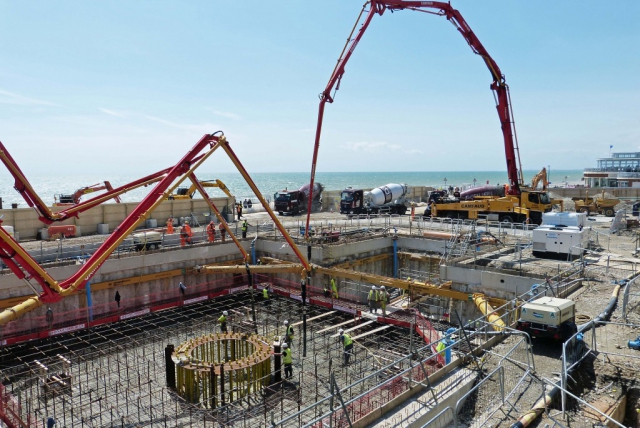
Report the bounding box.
[0,275,243,345]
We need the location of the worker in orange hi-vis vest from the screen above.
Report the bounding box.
[166,217,174,234]
[206,220,216,243]
[180,221,194,247]
[218,222,226,243]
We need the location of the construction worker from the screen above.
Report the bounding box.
[379,286,389,317]
[338,328,353,365]
[180,221,193,247]
[218,311,228,333]
[263,284,269,300]
[323,284,330,298]
[115,290,121,309]
[331,278,338,299]
[179,282,186,296]
[218,222,226,243]
[368,286,378,313]
[241,219,251,239]
[46,307,54,330]
[206,220,216,243]
[166,216,174,234]
[236,203,243,220]
[282,343,293,379]
[284,320,294,347]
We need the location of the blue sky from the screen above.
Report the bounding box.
[0,1,638,176]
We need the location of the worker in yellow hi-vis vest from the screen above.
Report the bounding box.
[379,286,389,317]
[331,278,338,299]
[368,286,378,313]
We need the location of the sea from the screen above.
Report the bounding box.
[0,170,584,207]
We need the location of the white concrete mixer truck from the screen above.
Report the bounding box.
[340,183,409,216]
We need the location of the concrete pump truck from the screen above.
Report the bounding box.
[301,1,556,237]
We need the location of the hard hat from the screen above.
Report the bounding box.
[371,286,376,290]
[185,220,189,224]
[381,286,386,290]
[210,221,215,224]
[284,320,289,325]
[338,328,344,334]
[282,343,288,349]
[223,311,228,316]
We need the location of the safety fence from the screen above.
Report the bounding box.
[270,319,533,427]
[560,320,638,426]
[622,275,640,322]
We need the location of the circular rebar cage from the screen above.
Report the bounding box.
[172,332,271,408]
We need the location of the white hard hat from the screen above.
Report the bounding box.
[223,311,228,316]
[371,286,376,290]
[381,286,386,290]
[284,320,289,325]
[338,329,344,334]
[282,343,288,349]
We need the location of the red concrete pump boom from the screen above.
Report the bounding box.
[0,142,211,224]
[0,133,225,305]
[305,0,524,236]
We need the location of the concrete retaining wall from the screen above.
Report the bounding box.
[1,197,234,240]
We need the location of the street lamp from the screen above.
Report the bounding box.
[444,177,448,189]
[473,178,477,187]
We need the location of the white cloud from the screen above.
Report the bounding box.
[144,115,222,133]
[0,89,59,107]
[343,141,402,151]
[99,108,126,118]
[208,109,241,120]
[405,149,423,155]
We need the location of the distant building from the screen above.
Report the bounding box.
[583,152,640,188]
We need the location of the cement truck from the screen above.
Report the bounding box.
[275,182,323,215]
[340,183,409,216]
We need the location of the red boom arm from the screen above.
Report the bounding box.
[305,0,522,235]
[0,133,224,303]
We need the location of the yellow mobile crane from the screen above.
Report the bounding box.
[168,179,233,200]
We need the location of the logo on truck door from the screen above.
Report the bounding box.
[533,312,544,319]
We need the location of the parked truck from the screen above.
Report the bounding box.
[131,231,163,251]
[516,296,577,341]
[424,187,554,225]
[275,182,323,215]
[572,190,619,217]
[340,183,409,216]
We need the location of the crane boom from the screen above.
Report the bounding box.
[305,0,523,236]
[0,141,210,224]
[0,133,225,305]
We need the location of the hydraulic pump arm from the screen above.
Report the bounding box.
[305,0,523,236]
[0,133,224,307]
[0,142,210,224]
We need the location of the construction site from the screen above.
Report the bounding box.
[0,1,639,428]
